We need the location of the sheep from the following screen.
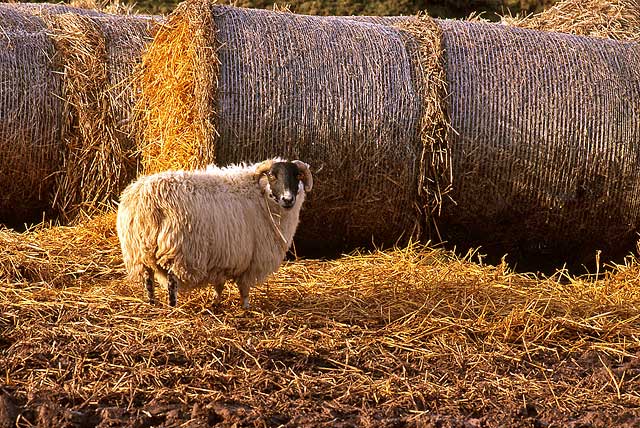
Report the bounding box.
[116,158,313,309]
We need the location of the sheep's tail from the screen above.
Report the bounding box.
[116,179,163,283]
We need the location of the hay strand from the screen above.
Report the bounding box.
[41,9,155,221]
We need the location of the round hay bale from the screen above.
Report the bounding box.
[0,5,65,226]
[438,19,640,266]
[0,3,156,226]
[136,2,448,252]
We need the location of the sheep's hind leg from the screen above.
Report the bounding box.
[143,267,155,304]
[167,272,179,307]
[236,279,252,309]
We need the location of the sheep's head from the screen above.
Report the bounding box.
[256,159,313,209]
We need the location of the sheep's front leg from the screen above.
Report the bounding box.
[167,272,179,307]
[143,267,155,305]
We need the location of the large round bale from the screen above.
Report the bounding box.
[437,19,640,266]
[0,3,156,226]
[0,4,64,226]
[136,1,448,253]
[213,8,424,252]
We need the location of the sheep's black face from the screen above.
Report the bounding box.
[266,162,303,209]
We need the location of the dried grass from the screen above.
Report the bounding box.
[394,14,452,240]
[1,217,640,426]
[0,212,120,286]
[134,0,218,174]
[501,0,640,40]
[45,13,129,221]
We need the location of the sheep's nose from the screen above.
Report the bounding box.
[281,195,295,207]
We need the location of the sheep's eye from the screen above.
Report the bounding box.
[296,173,304,181]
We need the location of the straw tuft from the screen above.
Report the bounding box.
[45,13,126,220]
[394,14,452,239]
[134,0,218,174]
[502,0,640,40]
[0,212,120,286]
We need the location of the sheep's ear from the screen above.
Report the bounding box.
[293,160,313,192]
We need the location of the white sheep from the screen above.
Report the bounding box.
[116,158,313,308]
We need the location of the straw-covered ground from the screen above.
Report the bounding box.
[1,214,640,427]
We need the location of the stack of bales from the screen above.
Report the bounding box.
[2,0,638,267]
[0,3,156,226]
[135,0,640,265]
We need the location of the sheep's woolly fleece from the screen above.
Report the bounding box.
[116,160,306,309]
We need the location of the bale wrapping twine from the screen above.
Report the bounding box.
[137,1,448,253]
[0,3,155,226]
[438,19,640,263]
